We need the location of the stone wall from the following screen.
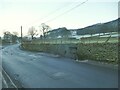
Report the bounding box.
[21,42,118,64]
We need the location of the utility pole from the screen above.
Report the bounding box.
[21,26,23,42]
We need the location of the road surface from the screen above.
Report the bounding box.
[2,44,118,88]
[0,45,17,89]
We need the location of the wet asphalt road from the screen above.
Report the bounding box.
[1,44,118,88]
[0,45,17,88]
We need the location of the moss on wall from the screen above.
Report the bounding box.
[77,43,118,63]
[21,42,118,64]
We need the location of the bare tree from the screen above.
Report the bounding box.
[13,32,18,36]
[28,26,37,39]
[4,31,11,35]
[40,23,50,38]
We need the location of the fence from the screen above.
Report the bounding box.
[22,32,119,44]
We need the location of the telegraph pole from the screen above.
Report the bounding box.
[21,26,23,42]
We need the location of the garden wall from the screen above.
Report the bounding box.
[21,42,118,64]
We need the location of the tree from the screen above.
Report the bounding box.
[4,31,11,35]
[3,31,18,43]
[12,31,19,43]
[40,35,43,39]
[12,35,18,43]
[28,26,37,39]
[13,32,18,36]
[3,31,12,43]
[40,23,50,38]
[60,27,71,38]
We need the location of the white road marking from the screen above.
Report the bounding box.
[1,72,8,88]
[2,69,18,89]
[0,71,9,88]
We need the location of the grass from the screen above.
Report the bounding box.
[29,37,118,45]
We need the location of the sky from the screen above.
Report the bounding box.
[0,0,119,36]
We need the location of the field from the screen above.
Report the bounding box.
[28,36,118,45]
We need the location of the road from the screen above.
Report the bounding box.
[1,44,118,88]
[0,45,17,89]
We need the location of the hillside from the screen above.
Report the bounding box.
[77,18,119,35]
[46,18,119,38]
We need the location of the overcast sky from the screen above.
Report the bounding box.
[0,0,119,36]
